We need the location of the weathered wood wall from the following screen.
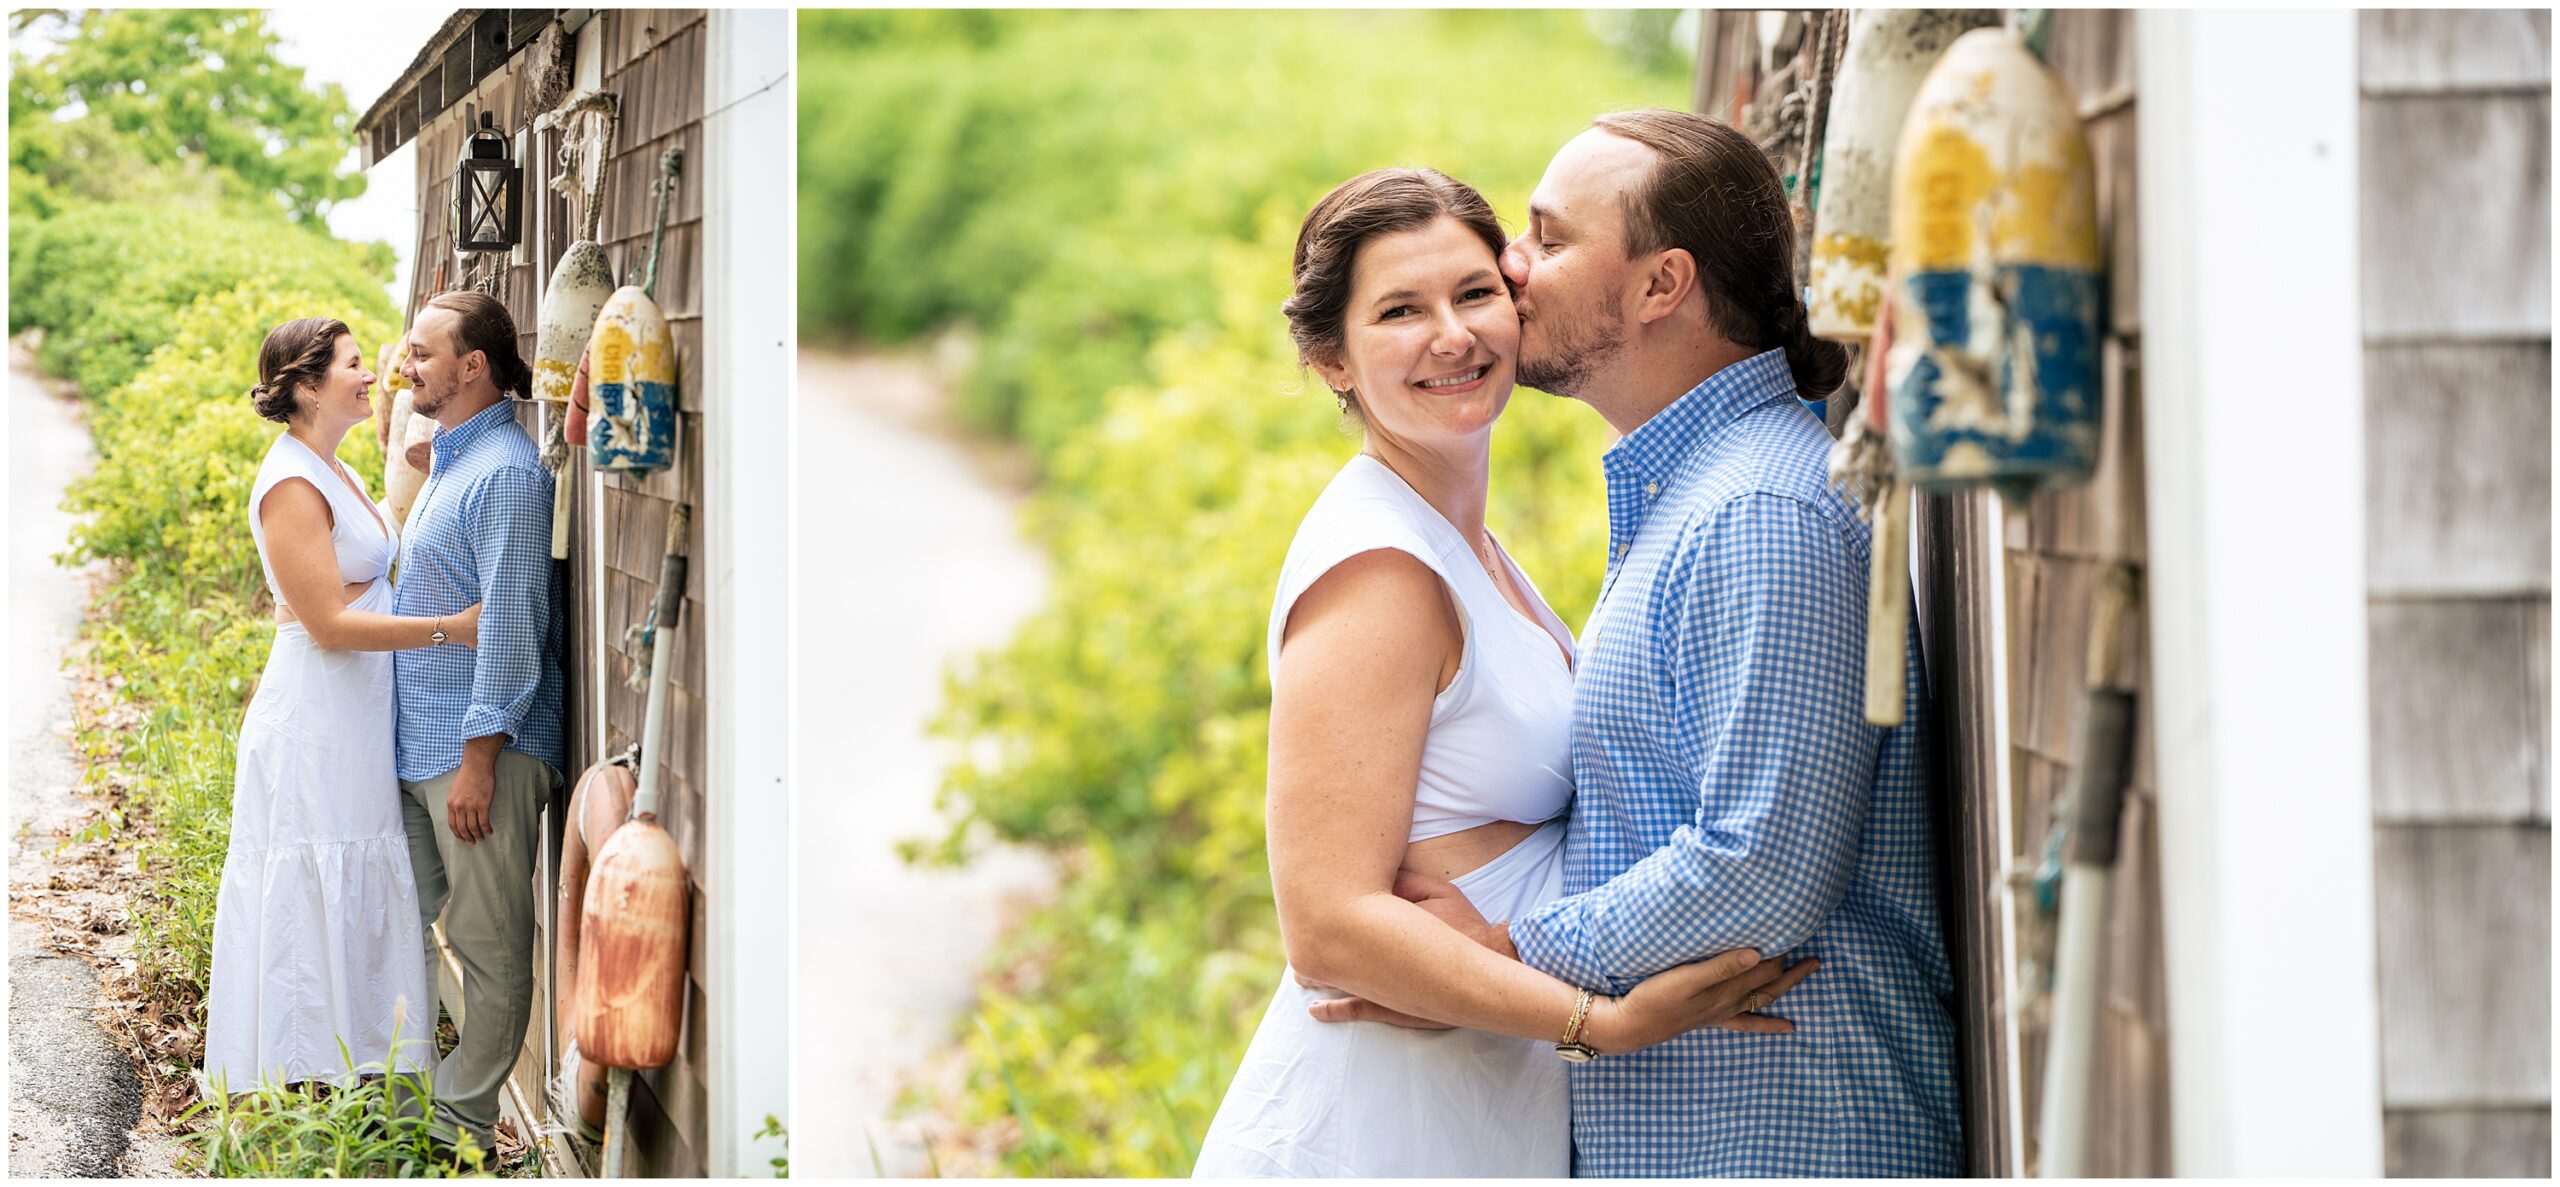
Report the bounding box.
[2002,14,2168,1177]
[399,7,712,1177]
[2358,10,2552,1177]
[1694,11,2162,1174]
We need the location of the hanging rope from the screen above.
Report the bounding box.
[1793,10,1849,285]
[640,148,684,299]
[536,90,621,245]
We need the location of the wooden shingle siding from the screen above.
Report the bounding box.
[584,12,711,1174]
[2361,10,2553,94]
[2359,95,2551,341]
[2364,343,2553,597]
[2383,1108,2555,1177]
[2001,10,2167,1177]
[1900,9,2162,1174]
[390,8,713,1176]
[2368,600,2549,821]
[2373,826,2553,1104]
[2360,9,2552,1177]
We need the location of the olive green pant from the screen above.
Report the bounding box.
[399,750,555,1149]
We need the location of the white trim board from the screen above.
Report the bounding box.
[701,7,794,1178]
[2138,9,2383,1177]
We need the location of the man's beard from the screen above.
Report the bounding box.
[409,379,452,418]
[1516,303,1627,398]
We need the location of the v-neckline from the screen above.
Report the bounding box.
[1354,454,1577,675]
[1479,526,1577,674]
[286,432,390,542]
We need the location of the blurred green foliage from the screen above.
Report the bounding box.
[12,203,395,402]
[10,9,368,223]
[802,9,1688,1176]
[59,272,397,1017]
[12,8,395,1056]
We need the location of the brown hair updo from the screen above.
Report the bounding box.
[1283,168,1508,426]
[250,317,354,424]
[1590,108,1849,399]
[424,290,534,398]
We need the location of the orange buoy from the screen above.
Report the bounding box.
[554,759,634,1125]
[571,814,690,1070]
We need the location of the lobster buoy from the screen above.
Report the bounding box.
[587,286,677,475]
[1808,9,2003,343]
[535,243,616,412]
[571,815,690,1070]
[1887,27,2102,499]
[536,243,615,558]
[554,759,635,1126]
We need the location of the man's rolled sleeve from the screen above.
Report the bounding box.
[1513,494,1880,994]
[460,464,555,746]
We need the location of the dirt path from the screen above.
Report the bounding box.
[791,346,1057,1178]
[6,347,149,1177]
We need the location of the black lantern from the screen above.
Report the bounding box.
[453,111,521,253]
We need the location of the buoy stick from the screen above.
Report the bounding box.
[631,503,689,820]
[1865,479,1911,725]
[602,1066,632,1176]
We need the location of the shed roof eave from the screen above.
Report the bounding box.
[354,10,479,137]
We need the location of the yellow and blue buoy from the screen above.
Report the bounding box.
[1887,27,2102,498]
[587,285,677,474]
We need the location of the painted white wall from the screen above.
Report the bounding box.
[700,7,793,1178]
[2137,9,2382,1177]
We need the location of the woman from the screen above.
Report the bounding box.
[201,318,481,1093]
[1193,171,1815,1177]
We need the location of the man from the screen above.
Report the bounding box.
[1319,110,1960,1175]
[394,290,567,1151]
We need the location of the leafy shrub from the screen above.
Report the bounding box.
[10,202,392,398]
[800,10,1689,1173]
[799,8,1689,459]
[50,228,397,1014]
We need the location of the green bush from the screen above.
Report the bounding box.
[801,10,1689,1174]
[799,8,1688,459]
[10,203,392,399]
[47,231,397,1014]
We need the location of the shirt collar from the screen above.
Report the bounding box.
[430,397,519,465]
[1602,347,1799,488]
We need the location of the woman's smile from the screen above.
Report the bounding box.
[1415,363,1491,393]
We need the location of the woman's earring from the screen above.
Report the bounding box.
[1334,387,1352,413]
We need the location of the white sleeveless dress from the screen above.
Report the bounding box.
[202,433,433,1092]
[1195,454,1580,1178]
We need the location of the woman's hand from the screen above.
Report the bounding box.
[1583,949,1820,1054]
[447,602,484,649]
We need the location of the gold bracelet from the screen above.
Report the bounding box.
[1555,988,1600,1062]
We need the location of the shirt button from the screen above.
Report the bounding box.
[1644,482,1659,498]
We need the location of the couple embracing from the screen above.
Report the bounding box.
[1197,109,1960,1177]
[200,291,565,1155]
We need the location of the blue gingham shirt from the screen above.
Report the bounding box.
[392,400,567,782]
[1509,349,1960,1176]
